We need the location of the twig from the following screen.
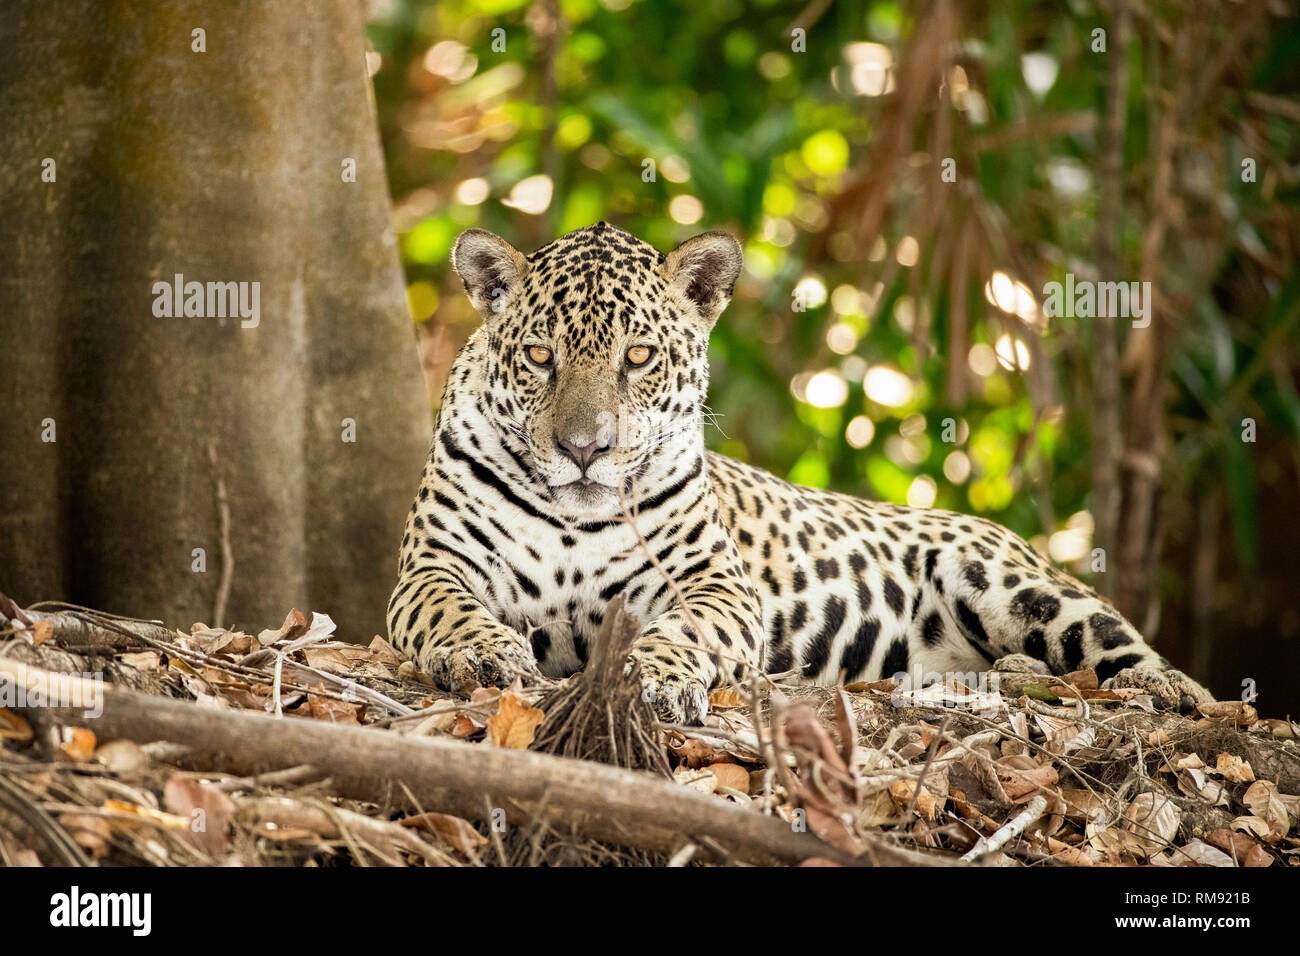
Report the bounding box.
[959,794,1048,863]
[207,440,235,630]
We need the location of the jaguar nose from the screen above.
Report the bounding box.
[555,433,611,473]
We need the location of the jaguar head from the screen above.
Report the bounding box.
[451,221,742,517]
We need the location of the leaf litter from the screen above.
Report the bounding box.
[1,597,1298,867]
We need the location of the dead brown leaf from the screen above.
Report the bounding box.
[668,736,720,768]
[1056,668,1099,690]
[708,687,745,708]
[1125,792,1181,854]
[1207,827,1261,861]
[119,651,161,671]
[257,608,308,647]
[707,762,751,794]
[451,714,480,738]
[0,708,33,741]
[367,635,406,665]
[95,740,148,775]
[1197,701,1258,726]
[400,811,487,853]
[163,776,235,855]
[58,726,96,763]
[487,692,544,749]
[674,766,718,793]
[1059,788,1108,822]
[1213,752,1255,782]
[844,677,897,693]
[57,813,112,859]
[1242,780,1290,841]
[888,779,939,820]
[995,754,1058,801]
[30,620,54,647]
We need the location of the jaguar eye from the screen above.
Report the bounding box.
[526,345,553,367]
[626,345,654,367]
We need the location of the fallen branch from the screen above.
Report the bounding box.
[960,794,1048,863]
[0,658,937,866]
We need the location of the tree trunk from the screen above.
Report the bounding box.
[1090,0,1130,599]
[0,1,428,639]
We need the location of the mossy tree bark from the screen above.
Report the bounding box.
[0,1,429,638]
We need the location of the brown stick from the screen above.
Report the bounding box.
[0,658,937,867]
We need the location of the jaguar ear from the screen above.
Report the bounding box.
[663,231,743,326]
[451,229,529,317]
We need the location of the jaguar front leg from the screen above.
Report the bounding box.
[626,538,765,725]
[387,562,543,695]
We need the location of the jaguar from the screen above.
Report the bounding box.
[386,221,1212,724]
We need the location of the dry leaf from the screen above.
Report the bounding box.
[1213,752,1255,782]
[0,708,33,741]
[95,740,148,775]
[257,608,308,647]
[996,755,1058,800]
[708,687,745,708]
[889,779,938,820]
[1059,788,1108,822]
[487,692,544,749]
[1207,828,1261,861]
[1231,815,1274,841]
[844,678,897,693]
[1255,718,1298,739]
[119,651,161,671]
[367,636,406,665]
[668,737,720,768]
[183,626,238,657]
[400,812,487,853]
[674,767,718,793]
[58,813,112,858]
[163,776,235,855]
[1170,839,1233,867]
[1244,844,1273,867]
[859,787,901,827]
[1047,837,1093,866]
[707,762,751,794]
[31,620,54,647]
[1242,780,1290,841]
[1197,701,1258,726]
[59,727,96,762]
[1148,728,1172,746]
[1057,668,1099,690]
[451,714,480,738]
[1076,688,1123,701]
[301,646,363,674]
[1087,822,1144,861]
[397,660,435,686]
[301,685,364,725]
[1125,793,1181,854]
[1175,768,1230,807]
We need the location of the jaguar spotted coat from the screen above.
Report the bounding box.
[386,222,1212,724]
